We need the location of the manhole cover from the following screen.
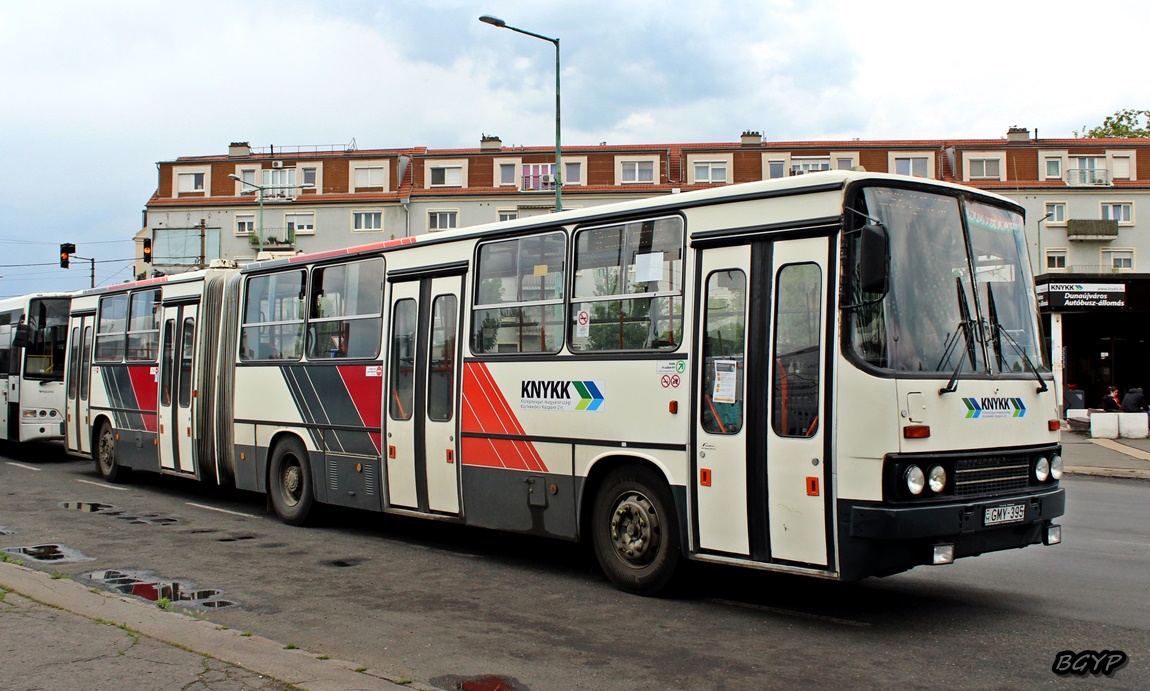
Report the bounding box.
[83,569,239,609]
[4,544,94,563]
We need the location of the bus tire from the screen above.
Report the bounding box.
[95,421,129,483]
[269,437,314,526]
[591,465,681,596]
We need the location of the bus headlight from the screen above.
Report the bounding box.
[1050,454,1064,480]
[928,465,947,493]
[1035,456,1050,482]
[905,465,925,495]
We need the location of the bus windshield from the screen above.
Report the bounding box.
[24,297,70,380]
[847,187,1045,375]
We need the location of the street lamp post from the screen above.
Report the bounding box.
[1036,211,1054,274]
[479,14,562,213]
[228,174,314,253]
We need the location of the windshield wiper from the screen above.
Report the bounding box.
[939,277,977,395]
[985,284,1049,393]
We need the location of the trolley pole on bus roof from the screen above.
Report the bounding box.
[479,14,562,213]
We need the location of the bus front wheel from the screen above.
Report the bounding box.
[591,465,681,596]
[269,438,314,526]
[95,421,129,483]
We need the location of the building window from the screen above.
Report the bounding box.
[1102,249,1134,271]
[262,168,298,198]
[430,166,463,187]
[621,160,655,183]
[791,157,830,175]
[969,158,1001,179]
[499,163,517,186]
[1045,158,1062,179]
[1101,202,1133,224]
[523,164,556,190]
[894,157,928,178]
[236,214,255,236]
[565,161,582,184]
[178,172,205,192]
[353,211,382,232]
[285,212,315,235]
[237,168,257,193]
[1069,157,1103,185]
[693,160,728,184]
[1045,249,1067,271]
[1113,156,1132,180]
[498,209,518,222]
[836,158,855,170]
[354,166,385,188]
[1045,202,1066,225]
[429,210,457,231]
[301,167,317,188]
[768,160,786,179]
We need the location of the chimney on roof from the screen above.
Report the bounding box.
[228,141,251,157]
[1006,126,1030,143]
[480,134,502,150]
[740,130,762,146]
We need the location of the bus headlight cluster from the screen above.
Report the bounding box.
[1035,456,1050,482]
[1050,454,1064,480]
[904,464,947,496]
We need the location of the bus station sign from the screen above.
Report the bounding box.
[1037,282,1126,309]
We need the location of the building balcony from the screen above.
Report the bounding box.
[1066,219,1119,241]
[1063,264,1133,274]
[522,173,557,191]
[1065,167,1110,186]
[248,227,295,249]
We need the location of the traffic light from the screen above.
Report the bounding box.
[142,238,152,263]
[59,243,75,269]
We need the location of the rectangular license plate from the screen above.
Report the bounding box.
[984,503,1026,526]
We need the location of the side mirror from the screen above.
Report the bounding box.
[859,223,889,295]
[11,323,31,350]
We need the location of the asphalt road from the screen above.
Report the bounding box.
[2,441,1147,690]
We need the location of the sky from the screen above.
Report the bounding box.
[1,0,1146,297]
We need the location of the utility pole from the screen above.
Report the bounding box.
[198,219,207,268]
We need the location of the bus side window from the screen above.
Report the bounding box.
[700,269,746,435]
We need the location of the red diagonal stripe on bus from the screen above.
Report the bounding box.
[461,362,546,472]
[337,365,383,454]
[127,364,158,432]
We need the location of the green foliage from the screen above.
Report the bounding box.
[156,597,171,610]
[1079,108,1150,138]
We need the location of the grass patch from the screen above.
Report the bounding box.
[155,597,171,610]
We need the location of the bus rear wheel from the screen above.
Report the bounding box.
[95,421,129,483]
[591,465,681,596]
[269,438,314,526]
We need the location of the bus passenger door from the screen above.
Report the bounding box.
[694,245,753,556]
[0,325,10,441]
[765,237,829,567]
[157,303,199,475]
[385,276,464,515]
[67,315,96,455]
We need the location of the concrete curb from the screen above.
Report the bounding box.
[0,561,442,691]
[1065,465,1150,481]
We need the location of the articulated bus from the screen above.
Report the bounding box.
[1,293,71,443]
[65,171,1064,594]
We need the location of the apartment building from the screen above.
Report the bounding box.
[142,128,1150,408]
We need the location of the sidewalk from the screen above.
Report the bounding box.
[1059,428,1150,480]
[0,560,441,691]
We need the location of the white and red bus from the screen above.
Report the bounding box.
[1,292,71,443]
[66,171,1064,594]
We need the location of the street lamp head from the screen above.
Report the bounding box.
[228,174,242,182]
[299,183,315,189]
[479,15,506,28]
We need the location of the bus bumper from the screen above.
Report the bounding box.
[836,486,1065,581]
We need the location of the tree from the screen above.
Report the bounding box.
[1079,108,1150,138]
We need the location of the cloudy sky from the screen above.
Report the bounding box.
[1,0,1144,296]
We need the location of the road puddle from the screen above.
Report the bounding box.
[430,675,528,691]
[84,569,238,609]
[58,501,178,525]
[4,544,94,563]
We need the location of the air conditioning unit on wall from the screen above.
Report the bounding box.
[272,160,284,168]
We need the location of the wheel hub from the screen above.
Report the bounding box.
[282,464,301,503]
[609,492,660,567]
